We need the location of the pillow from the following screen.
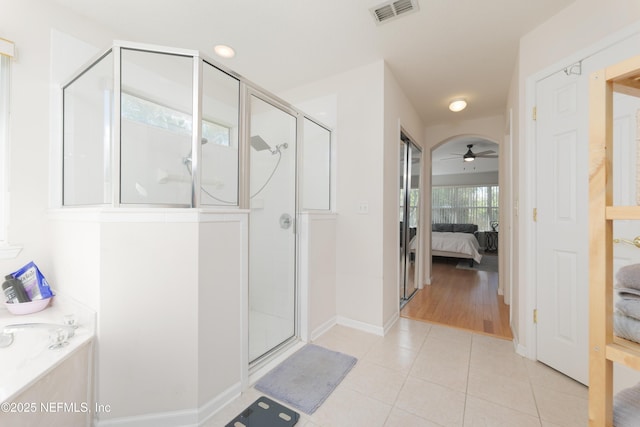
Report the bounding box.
[432,224,453,232]
[452,224,478,233]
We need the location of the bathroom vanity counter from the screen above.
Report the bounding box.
[0,295,96,404]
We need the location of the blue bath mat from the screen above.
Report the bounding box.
[254,344,357,414]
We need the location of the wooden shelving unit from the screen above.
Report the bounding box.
[589,54,640,426]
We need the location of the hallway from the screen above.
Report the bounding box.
[401,256,512,340]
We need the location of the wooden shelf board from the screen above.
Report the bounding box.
[605,206,640,220]
[606,337,640,371]
[606,55,640,84]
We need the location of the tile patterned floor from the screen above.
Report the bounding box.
[206,318,588,426]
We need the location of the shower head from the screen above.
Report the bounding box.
[273,143,288,154]
[250,135,271,151]
[183,137,210,166]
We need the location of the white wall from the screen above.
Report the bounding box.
[382,62,424,327]
[0,0,113,273]
[510,0,640,355]
[432,171,499,186]
[282,60,423,333]
[281,61,386,330]
[300,213,338,340]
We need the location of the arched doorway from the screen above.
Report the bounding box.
[401,134,512,339]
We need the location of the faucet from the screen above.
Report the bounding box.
[1,321,78,349]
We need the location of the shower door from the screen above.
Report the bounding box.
[248,93,297,364]
[399,134,421,304]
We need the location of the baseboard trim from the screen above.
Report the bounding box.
[310,316,337,341]
[95,383,242,427]
[197,382,242,426]
[336,315,384,336]
[95,407,198,427]
[383,313,399,335]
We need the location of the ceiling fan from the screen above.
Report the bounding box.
[442,144,498,162]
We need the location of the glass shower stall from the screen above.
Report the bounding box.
[62,41,332,366]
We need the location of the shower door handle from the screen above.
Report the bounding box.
[279,213,293,230]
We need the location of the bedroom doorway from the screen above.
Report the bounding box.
[399,132,422,307]
[401,135,511,339]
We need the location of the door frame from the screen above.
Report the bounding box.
[244,86,301,371]
[399,131,422,304]
[523,21,640,360]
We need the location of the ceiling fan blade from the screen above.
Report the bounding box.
[440,156,462,161]
[473,150,496,156]
[476,154,498,158]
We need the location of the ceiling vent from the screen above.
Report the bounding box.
[371,0,419,25]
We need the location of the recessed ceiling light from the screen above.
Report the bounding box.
[214,44,235,59]
[449,99,467,112]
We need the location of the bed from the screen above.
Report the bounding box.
[430,223,482,266]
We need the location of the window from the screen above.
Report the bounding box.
[121,92,231,147]
[0,40,13,245]
[0,38,19,258]
[400,188,420,228]
[432,185,499,231]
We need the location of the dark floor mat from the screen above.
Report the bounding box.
[225,396,299,427]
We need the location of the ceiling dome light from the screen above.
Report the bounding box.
[449,99,467,112]
[214,44,235,59]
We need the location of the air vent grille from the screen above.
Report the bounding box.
[371,0,419,24]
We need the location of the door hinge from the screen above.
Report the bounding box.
[533,208,537,222]
[533,309,538,324]
[532,106,537,121]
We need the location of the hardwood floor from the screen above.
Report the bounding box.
[401,256,513,340]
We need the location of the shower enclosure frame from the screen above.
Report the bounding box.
[61,40,332,376]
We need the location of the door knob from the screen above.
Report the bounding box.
[279,213,293,230]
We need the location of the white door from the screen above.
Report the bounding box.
[248,93,298,364]
[534,32,640,385]
[535,66,589,385]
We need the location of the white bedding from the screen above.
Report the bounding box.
[432,231,482,263]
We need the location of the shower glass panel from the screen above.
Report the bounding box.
[200,61,240,206]
[120,49,193,205]
[302,118,331,210]
[248,94,297,363]
[63,51,113,206]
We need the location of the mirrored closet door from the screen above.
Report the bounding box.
[399,132,421,305]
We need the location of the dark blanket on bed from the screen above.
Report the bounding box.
[432,223,478,234]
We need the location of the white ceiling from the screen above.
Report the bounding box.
[52,0,574,126]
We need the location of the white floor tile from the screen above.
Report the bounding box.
[311,386,392,427]
[395,376,466,426]
[467,369,538,416]
[532,383,588,426]
[384,407,442,427]
[463,396,542,427]
[340,359,407,405]
[363,339,419,374]
[213,319,592,427]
